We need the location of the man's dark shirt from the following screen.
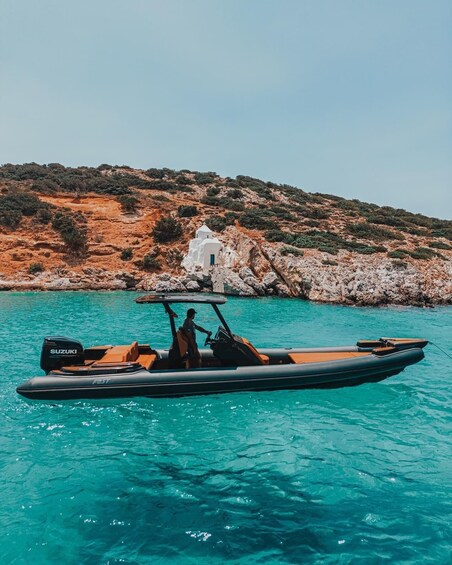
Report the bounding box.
[182,318,208,345]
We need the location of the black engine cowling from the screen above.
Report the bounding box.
[40,336,84,373]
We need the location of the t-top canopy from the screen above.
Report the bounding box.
[135,293,227,305]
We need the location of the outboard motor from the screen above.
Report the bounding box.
[40,336,84,374]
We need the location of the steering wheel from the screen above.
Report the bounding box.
[205,327,222,347]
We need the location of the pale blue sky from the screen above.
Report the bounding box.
[1,0,451,218]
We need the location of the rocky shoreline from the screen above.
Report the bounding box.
[2,226,451,307]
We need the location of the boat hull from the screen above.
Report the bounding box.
[16,347,424,401]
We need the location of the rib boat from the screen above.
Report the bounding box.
[16,294,428,401]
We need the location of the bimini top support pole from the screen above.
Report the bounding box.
[211,303,233,337]
[163,303,178,338]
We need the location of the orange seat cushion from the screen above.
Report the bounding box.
[94,342,139,364]
[289,351,370,364]
[136,354,157,370]
[241,337,268,365]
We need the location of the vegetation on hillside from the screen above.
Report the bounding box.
[0,163,450,263]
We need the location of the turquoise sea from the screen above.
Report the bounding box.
[0,292,451,564]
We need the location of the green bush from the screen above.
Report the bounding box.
[117,194,138,214]
[35,207,53,224]
[402,226,426,236]
[207,186,221,197]
[152,194,171,202]
[145,168,166,179]
[279,184,311,204]
[269,205,296,222]
[224,211,239,224]
[355,246,379,254]
[145,168,176,180]
[194,172,218,185]
[120,248,133,261]
[226,188,244,199]
[264,229,294,244]
[225,178,240,188]
[239,209,277,230]
[431,228,452,241]
[0,205,22,228]
[220,198,245,212]
[265,228,388,256]
[0,162,48,181]
[409,247,436,260]
[387,249,409,259]
[175,174,194,185]
[51,210,87,253]
[28,262,44,275]
[31,179,60,193]
[0,191,50,228]
[3,191,47,215]
[178,205,198,217]
[297,206,330,220]
[146,180,174,191]
[428,241,451,250]
[303,219,321,228]
[236,175,275,200]
[201,195,221,207]
[205,215,227,232]
[316,244,338,255]
[346,222,404,241]
[152,216,183,243]
[141,254,161,270]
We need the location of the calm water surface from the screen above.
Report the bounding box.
[0,292,451,564]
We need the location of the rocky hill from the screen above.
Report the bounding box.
[0,163,451,306]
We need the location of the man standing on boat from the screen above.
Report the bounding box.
[182,308,212,368]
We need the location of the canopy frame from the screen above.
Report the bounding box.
[136,294,233,339]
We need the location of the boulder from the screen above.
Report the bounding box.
[239,267,266,295]
[155,276,187,293]
[221,268,256,296]
[262,271,279,289]
[116,272,139,289]
[185,280,201,292]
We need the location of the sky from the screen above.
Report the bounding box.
[0,0,451,218]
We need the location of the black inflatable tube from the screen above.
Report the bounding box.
[16,348,424,401]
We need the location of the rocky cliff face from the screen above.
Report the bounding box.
[0,163,450,306]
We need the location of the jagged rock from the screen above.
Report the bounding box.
[136,275,157,291]
[116,272,139,289]
[155,276,186,293]
[185,280,201,292]
[221,268,256,296]
[238,267,266,295]
[196,272,212,286]
[262,271,279,288]
[182,272,200,282]
[275,283,292,297]
[239,267,254,279]
[220,227,270,278]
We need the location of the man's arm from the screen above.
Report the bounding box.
[194,323,211,335]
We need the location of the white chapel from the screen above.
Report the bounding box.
[182,225,223,272]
